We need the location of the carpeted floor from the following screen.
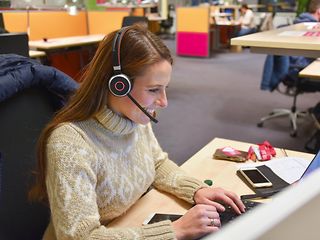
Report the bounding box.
[152,39,320,166]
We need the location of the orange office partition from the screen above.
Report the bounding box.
[2,12,28,33]
[88,11,129,35]
[29,11,87,40]
[3,11,87,40]
[176,6,210,57]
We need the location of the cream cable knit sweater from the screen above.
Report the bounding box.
[43,107,206,240]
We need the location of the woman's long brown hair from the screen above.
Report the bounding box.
[29,24,173,203]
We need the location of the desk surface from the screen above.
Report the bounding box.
[108,137,314,228]
[299,59,320,79]
[147,15,166,21]
[29,50,46,58]
[29,34,105,50]
[231,22,320,58]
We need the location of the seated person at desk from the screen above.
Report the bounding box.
[262,0,320,91]
[289,0,320,76]
[237,3,257,36]
[294,0,320,23]
[29,25,245,240]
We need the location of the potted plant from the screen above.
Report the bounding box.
[296,0,310,16]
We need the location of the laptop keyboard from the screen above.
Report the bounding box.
[219,200,261,226]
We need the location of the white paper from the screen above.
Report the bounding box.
[237,157,309,184]
[278,31,306,37]
[303,22,319,29]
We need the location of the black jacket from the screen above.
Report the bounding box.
[0,54,79,108]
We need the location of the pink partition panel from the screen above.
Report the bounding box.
[177,32,209,57]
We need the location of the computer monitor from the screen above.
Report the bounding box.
[204,168,320,240]
[0,32,29,57]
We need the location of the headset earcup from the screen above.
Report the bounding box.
[108,74,132,97]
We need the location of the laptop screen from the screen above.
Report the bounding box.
[301,151,320,179]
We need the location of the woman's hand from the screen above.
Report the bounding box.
[194,187,246,215]
[172,204,220,240]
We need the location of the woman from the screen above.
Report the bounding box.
[30,25,245,240]
[237,3,256,36]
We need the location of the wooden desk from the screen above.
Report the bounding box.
[299,59,320,79]
[29,34,105,80]
[231,22,320,58]
[147,15,166,21]
[29,34,105,51]
[211,23,241,50]
[29,50,46,58]
[108,137,314,228]
[211,12,233,18]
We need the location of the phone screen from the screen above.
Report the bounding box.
[147,214,182,224]
[242,169,270,183]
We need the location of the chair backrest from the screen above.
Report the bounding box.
[258,13,274,32]
[0,12,5,29]
[0,32,29,57]
[0,152,2,197]
[121,16,148,27]
[0,54,78,239]
[0,87,54,239]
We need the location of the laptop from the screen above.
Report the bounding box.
[220,150,320,226]
[299,150,320,180]
[144,151,320,227]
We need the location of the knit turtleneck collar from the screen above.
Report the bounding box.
[95,106,137,135]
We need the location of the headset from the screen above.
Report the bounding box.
[108,27,158,123]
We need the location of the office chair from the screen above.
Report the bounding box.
[258,55,320,137]
[122,16,149,28]
[0,12,8,33]
[0,32,29,57]
[159,4,175,39]
[305,103,320,153]
[0,12,4,28]
[257,12,274,32]
[0,54,78,239]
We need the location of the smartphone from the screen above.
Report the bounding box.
[239,167,273,188]
[143,213,182,225]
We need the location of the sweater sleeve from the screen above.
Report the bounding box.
[46,124,176,240]
[145,125,208,204]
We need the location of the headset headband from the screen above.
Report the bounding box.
[112,26,130,75]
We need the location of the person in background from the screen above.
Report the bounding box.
[237,3,257,36]
[261,0,320,92]
[29,24,245,240]
[295,0,320,152]
[294,0,320,23]
[288,0,320,78]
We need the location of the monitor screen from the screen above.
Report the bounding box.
[0,32,29,57]
[204,168,320,240]
[301,151,320,179]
